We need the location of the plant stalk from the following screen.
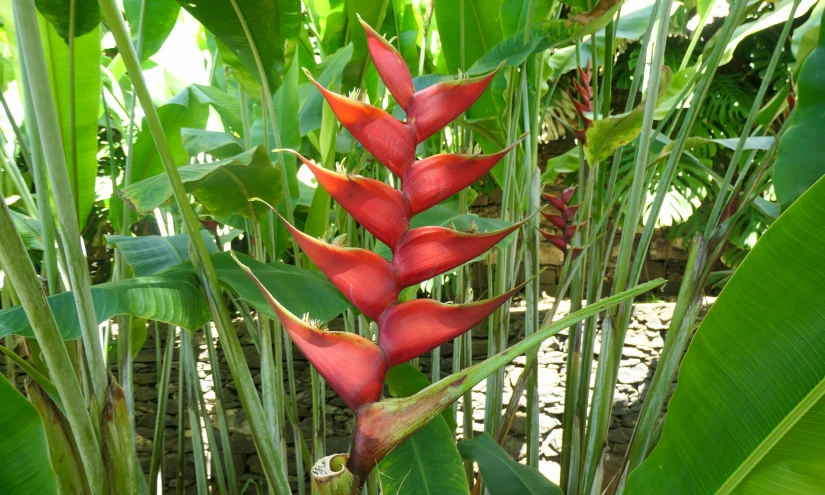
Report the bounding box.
[96,1,292,491]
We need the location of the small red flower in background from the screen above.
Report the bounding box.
[540,186,583,261]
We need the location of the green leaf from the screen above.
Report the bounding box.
[0,272,210,339]
[500,0,553,38]
[584,106,644,165]
[792,0,823,64]
[176,0,287,90]
[299,44,353,136]
[625,169,825,492]
[121,146,282,220]
[378,365,469,495]
[191,84,244,136]
[0,374,58,495]
[272,53,301,201]
[719,0,817,66]
[130,87,208,184]
[124,0,180,61]
[35,0,99,40]
[213,252,349,323]
[10,210,43,251]
[106,232,218,276]
[774,11,825,210]
[458,433,562,495]
[541,148,580,184]
[342,0,388,88]
[181,128,245,158]
[39,20,100,226]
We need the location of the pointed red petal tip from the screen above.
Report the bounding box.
[359,16,414,111]
[406,69,499,143]
[289,151,411,248]
[304,69,416,176]
[539,230,567,251]
[402,135,525,215]
[233,255,387,411]
[541,212,567,229]
[561,187,576,204]
[572,98,591,118]
[378,281,528,367]
[392,219,524,287]
[564,224,582,240]
[276,213,400,321]
[542,193,566,212]
[562,205,579,220]
[570,247,583,261]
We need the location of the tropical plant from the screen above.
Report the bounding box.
[0,0,824,494]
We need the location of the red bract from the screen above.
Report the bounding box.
[233,255,388,411]
[541,186,585,259]
[378,281,529,367]
[278,215,400,321]
[392,223,524,287]
[238,19,529,481]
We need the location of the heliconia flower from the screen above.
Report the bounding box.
[539,231,568,251]
[392,222,524,287]
[564,223,583,240]
[542,192,566,212]
[358,15,414,111]
[277,214,401,321]
[305,70,417,176]
[402,135,525,215]
[231,253,388,411]
[286,150,411,248]
[405,71,499,143]
[562,205,580,220]
[541,186,585,260]
[305,35,500,177]
[542,212,567,229]
[377,281,529,367]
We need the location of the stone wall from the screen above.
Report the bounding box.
[130,297,710,494]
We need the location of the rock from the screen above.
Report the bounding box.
[618,363,649,384]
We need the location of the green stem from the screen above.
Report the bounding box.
[17,53,59,294]
[149,325,174,495]
[96,1,291,491]
[0,190,104,493]
[616,237,705,493]
[68,0,79,214]
[14,0,108,407]
[227,0,301,261]
[704,0,801,238]
[581,1,674,491]
[0,89,33,169]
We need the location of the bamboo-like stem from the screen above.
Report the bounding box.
[227,0,300,261]
[67,0,79,214]
[203,321,240,495]
[17,53,59,294]
[0,191,104,493]
[96,1,291,491]
[704,0,801,237]
[181,331,210,495]
[0,139,38,216]
[0,90,33,169]
[176,329,186,495]
[149,325,175,495]
[580,1,674,491]
[615,237,705,492]
[14,0,108,408]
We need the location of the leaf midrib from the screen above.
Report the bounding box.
[717,373,825,493]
